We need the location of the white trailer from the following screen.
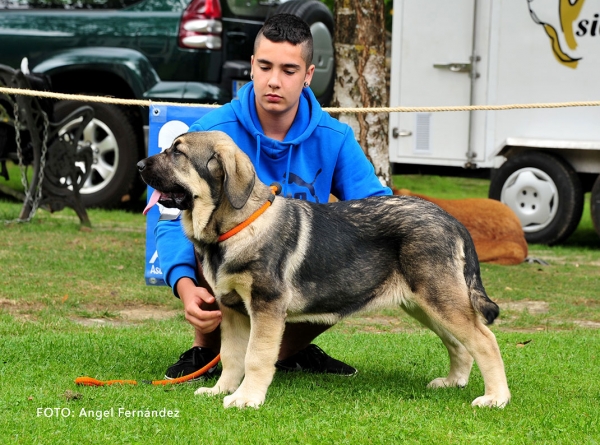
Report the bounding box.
[388,0,600,244]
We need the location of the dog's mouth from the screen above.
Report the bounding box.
[143,186,191,215]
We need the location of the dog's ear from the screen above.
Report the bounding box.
[214,141,256,210]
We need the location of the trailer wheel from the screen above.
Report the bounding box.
[591,175,600,238]
[489,151,583,245]
[274,0,335,105]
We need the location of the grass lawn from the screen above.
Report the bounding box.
[1,173,599,444]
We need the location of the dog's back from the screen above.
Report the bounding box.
[261,194,499,325]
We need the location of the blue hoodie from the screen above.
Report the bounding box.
[155,82,391,294]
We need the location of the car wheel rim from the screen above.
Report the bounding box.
[59,117,119,195]
[500,167,558,233]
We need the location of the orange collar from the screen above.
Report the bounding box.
[217,185,278,243]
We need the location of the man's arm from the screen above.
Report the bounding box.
[154,217,198,296]
[155,217,222,332]
[331,128,392,200]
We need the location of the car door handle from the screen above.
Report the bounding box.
[226,31,247,44]
[433,63,472,73]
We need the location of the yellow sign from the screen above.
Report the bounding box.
[528,0,586,69]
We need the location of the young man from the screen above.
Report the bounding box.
[155,13,392,380]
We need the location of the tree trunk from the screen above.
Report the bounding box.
[332,0,390,187]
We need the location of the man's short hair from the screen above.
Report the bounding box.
[254,13,314,68]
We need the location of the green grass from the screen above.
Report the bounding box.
[1,318,598,444]
[1,173,600,444]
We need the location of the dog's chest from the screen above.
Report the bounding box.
[201,254,253,314]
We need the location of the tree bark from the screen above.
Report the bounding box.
[332,0,390,187]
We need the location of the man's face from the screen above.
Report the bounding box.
[251,37,315,117]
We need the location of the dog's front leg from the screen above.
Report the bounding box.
[195,306,249,397]
[223,309,285,409]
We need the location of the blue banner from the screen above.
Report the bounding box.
[144,105,213,286]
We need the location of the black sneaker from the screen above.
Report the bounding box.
[275,344,357,376]
[164,347,219,380]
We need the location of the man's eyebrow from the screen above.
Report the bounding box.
[256,58,301,70]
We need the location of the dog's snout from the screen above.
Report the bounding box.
[137,159,147,171]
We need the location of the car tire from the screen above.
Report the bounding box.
[489,151,583,245]
[53,100,141,208]
[591,174,600,238]
[275,0,335,106]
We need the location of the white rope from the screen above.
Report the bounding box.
[2,86,600,113]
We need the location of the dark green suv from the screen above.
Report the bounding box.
[0,0,334,207]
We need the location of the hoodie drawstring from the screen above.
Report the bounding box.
[283,144,294,198]
[255,134,261,170]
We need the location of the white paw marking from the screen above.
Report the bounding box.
[427,377,468,389]
[223,392,264,409]
[471,394,510,408]
[194,386,223,397]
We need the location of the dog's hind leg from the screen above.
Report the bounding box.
[222,308,286,409]
[458,322,511,408]
[407,298,510,408]
[401,304,474,388]
[195,306,249,398]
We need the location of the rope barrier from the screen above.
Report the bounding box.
[1,85,600,113]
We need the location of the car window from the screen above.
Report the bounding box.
[225,0,274,19]
[0,0,145,9]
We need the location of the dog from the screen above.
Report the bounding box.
[393,189,528,265]
[137,131,511,409]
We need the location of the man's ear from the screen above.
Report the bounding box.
[305,63,315,84]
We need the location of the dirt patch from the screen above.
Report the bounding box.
[573,320,600,329]
[69,317,129,327]
[0,299,181,326]
[68,305,180,326]
[337,314,421,333]
[498,300,550,315]
[0,298,17,306]
[2,299,598,331]
[117,308,180,321]
[69,308,180,327]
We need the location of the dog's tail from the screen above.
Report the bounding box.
[463,237,500,325]
[466,274,499,325]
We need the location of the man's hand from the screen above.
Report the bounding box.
[177,278,222,333]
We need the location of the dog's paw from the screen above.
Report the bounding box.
[223,391,265,409]
[194,386,223,397]
[427,377,468,389]
[471,394,511,408]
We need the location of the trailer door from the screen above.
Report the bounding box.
[389,0,477,167]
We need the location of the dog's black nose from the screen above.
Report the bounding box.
[137,160,146,171]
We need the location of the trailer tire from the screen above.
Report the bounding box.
[54,100,141,208]
[274,0,335,105]
[489,151,583,245]
[591,175,600,238]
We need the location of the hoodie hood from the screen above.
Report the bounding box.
[231,82,323,158]
[229,82,324,196]
[188,80,391,205]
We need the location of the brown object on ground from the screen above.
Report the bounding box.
[393,188,528,265]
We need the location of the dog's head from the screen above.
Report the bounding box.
[138,131,258,227]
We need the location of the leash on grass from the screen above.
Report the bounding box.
[74,354,220,387]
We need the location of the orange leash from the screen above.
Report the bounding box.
[75,354,220,387]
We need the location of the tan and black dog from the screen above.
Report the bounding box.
[137,131,511,409]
